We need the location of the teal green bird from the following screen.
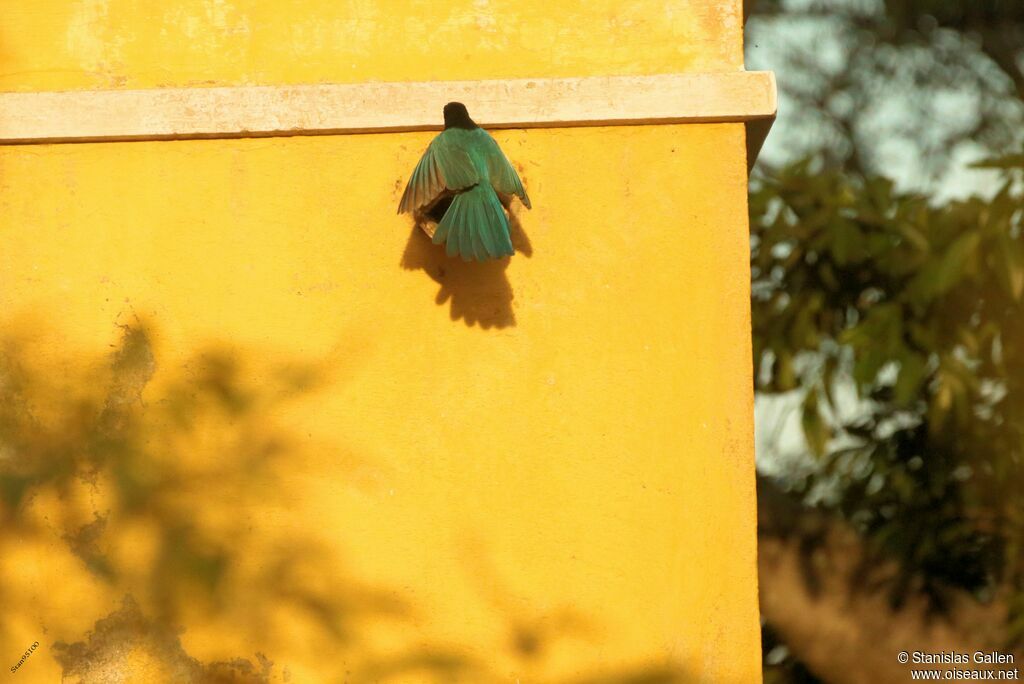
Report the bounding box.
[398,102,531,261]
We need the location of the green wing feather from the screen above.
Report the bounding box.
[398,130,480,214]
[398,127,524,261]
[432,184,513,261]
[477,130,531,209]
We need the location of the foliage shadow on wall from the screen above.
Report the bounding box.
[0,318,705,683]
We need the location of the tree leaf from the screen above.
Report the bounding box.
[970,153,1024,170]
[995,234,1024,301]
[801,388,830,458]
[893,352,927,406]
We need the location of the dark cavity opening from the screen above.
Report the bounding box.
[423,195,454,224]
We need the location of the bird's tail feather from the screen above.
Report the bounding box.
[432,184,514,261]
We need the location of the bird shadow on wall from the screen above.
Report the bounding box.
[400,201,532,330]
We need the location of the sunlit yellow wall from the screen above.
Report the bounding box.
[0,2,759,683]
[0,0,742,91]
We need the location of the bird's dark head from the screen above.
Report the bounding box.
[443,102,477,130]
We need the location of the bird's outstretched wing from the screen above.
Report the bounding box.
[398,131,480,214]
[479,130,531,209]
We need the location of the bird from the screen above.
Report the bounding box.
[398,102,531,261]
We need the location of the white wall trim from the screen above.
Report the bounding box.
[0,71,776,149]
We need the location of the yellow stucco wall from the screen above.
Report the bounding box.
[0,0,742,91]
[0,2,759,683]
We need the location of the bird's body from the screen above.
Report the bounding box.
[398,103,530,261]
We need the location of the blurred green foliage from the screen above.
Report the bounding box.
[748,0,1024,680]
[751,154,1024,626]
[747,0,1024,179]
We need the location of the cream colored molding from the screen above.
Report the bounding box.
[0,71,776,161]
